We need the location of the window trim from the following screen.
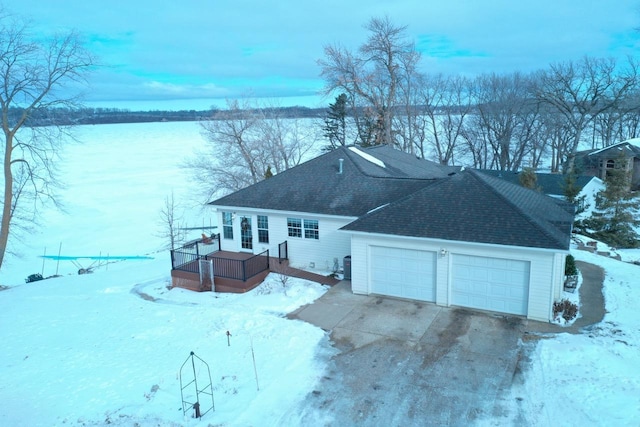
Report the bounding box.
[304,219,319,240]
[222,212,233,240]
[287,217,319,240]
[257,215,269,244]
[287,217,302,238]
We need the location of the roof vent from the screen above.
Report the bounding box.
[338,158,344,174]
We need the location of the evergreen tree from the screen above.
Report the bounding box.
[562,165,587,214]
[519,168,539,190]
[322,93,348,150]
[578,153,640,247]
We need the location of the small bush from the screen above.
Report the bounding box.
[553,299,579,323]
[565,254,578,276]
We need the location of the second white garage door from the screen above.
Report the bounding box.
[370,246,436,302]
[452,254,530,316]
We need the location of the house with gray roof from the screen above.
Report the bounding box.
[575,138,640,190]
[204,145,574,322]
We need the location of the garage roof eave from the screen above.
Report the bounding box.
[341,229,570,254]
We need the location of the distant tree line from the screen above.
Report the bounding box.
[320,16,640,173]
[15,105,325,126]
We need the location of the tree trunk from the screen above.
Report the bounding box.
[0,133,13,269]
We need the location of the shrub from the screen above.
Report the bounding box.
[565,254,578,276]
[553,299,579,323]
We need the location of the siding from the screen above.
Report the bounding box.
[215,209,353,272]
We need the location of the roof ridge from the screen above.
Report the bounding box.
[340,145,441,180]
[467,170,570,248]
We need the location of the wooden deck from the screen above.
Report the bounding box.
[171,255,340,293]
[269,260,341,286]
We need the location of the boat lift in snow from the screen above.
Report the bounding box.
[40,254,154,275]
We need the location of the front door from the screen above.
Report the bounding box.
[240,216,253,250]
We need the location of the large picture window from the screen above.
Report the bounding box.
[222,212,233,239]
[257,215,269,243]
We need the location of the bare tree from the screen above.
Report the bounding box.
[0,13,94,269]
[417,74,474,164]
[156,192,185,250]
[470,72,537,171]
[188,98,318,201]
[318,16,421,148]
[534,56,639,170]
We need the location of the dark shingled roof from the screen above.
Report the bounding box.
[210,145,574,250]
[341,169,574,250]
[478,170,596,196]
[209,145,452,217]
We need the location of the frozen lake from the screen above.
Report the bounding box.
[1,121,213,285]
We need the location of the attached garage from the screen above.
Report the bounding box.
[370,246,436,302]
[451,254,530,316]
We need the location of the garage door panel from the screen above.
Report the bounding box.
[370,246,436,302]
[452,254,529,316]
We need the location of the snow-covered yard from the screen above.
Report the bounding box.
[501,243,640,425]
[0,259,334,426]
[2,241,639,425]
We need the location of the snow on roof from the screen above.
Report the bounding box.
[349,146,386,168]
[589,138,640,156]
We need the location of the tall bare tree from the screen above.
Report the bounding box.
[0,13,94,269]
[318,16,421,148]
[534,56,639,171]
[189,99,318,200]
[418,74,474,164]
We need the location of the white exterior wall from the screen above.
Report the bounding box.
[350,233,566,322]
[214,208,354,272]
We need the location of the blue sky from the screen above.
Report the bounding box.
[4,0,640,110]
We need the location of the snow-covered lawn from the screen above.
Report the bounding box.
[502,243,640,425]
[0,258,333,426]
[3,242,639,425]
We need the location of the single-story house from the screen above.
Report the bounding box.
[478,170,604,214]
[575,138,640,190]
[203,145,574,322]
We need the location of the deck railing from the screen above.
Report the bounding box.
[278,240,288,263]
[210,250,270,281]
[171,239,270,282]
[170,234,220,273]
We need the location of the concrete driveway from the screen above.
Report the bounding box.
[288,282,526,426]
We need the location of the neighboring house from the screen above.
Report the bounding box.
[575,138,640,190]
[478,170,605,214]
[202,145,574,322]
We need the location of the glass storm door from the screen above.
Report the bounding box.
[240,216,253,250]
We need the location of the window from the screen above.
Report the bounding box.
[287,218,302,238]
[304,219,319,240]
[257,215,269,243]
[288,218,319,239]
[222,212,233,239]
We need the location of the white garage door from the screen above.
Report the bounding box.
[452,254,530,315]
[370,246,436,302]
